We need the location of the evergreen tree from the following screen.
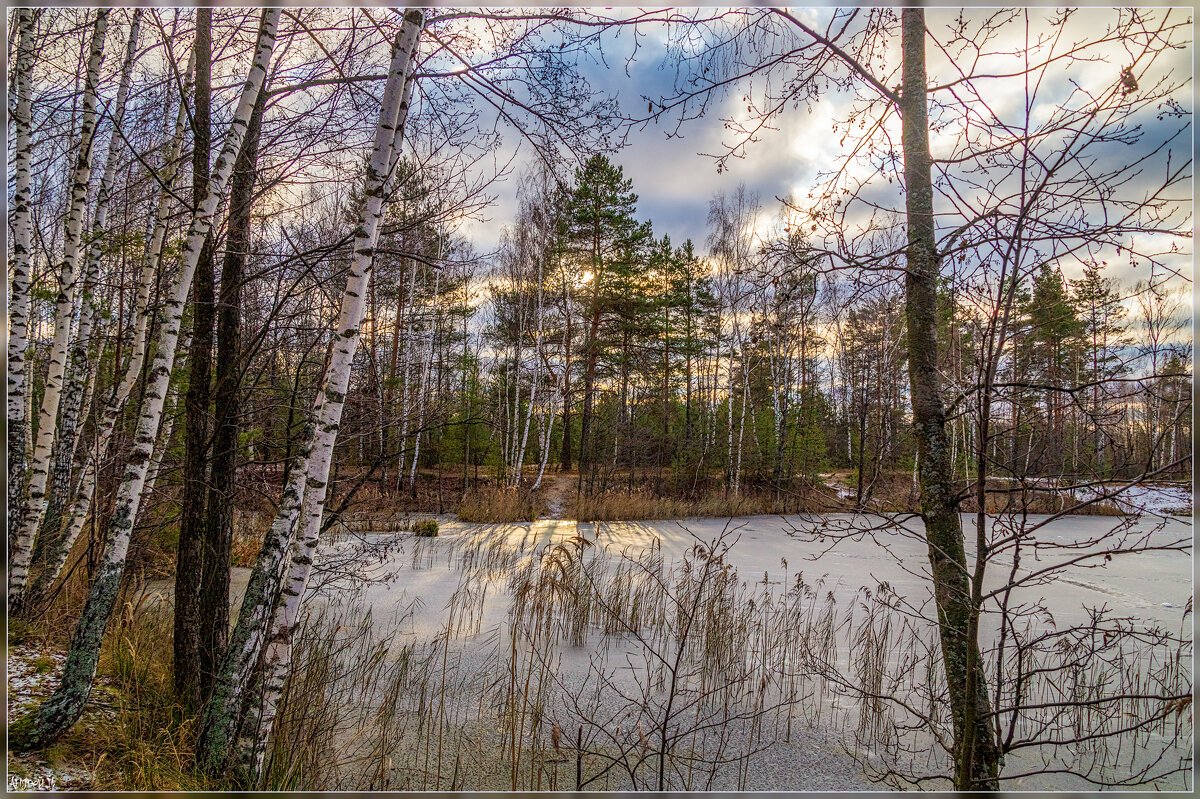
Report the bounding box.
[1019,264,1084,474]
[561,155,651,486]
[1069,263,1129,474]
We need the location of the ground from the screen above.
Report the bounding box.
[539,472,574,519]
[5,645,115,791]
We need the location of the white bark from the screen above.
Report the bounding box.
[91,2,278,594]
[143,324,191,501]
[236,14,426,780]
[8,8,37,537]
[14,11,280,750]
[409,264,438,488]
[532,396,556,491]
[42,9,143,552]
[29,51,196,605]
[512,248,546,488]
[9,11,110,603]
[201,384,322,776]
[396,258,419,482]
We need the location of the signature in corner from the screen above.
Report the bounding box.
[7,773,58,793]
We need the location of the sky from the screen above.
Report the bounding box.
[458,10,824,256]
[452,5,1193,322]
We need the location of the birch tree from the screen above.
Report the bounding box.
[9,9,109,604]
[7,8,38,539]
[196,10,426,779]
[8,8,281,750]
[24,52,197,610]
[251,25,425,775]
[38,9,144,565]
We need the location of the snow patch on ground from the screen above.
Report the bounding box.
[1083,482,1193,515]
[6,646,111,791]
[6,646,65,720]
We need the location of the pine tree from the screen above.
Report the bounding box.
[561,155,651,486]
[1070,263,1129,475]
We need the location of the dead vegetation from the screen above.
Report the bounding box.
[257,526,1192,790]
[457,486,547,523]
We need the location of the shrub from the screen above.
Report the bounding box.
[411,519,439,537]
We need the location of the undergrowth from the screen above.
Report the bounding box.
[457,487,546,523]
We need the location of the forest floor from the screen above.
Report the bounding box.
[5,645,113,791]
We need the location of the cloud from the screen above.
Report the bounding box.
[460,5,1191,306]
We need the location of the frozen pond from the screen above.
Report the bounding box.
[339,512,1192,638]
[288,511,1191,790]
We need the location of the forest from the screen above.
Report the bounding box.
[6,6,1193,793]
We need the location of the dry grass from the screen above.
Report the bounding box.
[956,481,1127,516]
[457,487,546,523]
[10,583,223,791]
[259,522,1192,790]
[82,588,217,791]
[566,489,784,521]
[231,507,272,566]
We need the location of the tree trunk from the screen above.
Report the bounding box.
[579,302,602,485]
[560,290,573,471]
[26,52,196,607]
[396,260,419,488]
[513,257,545,488]
[200,87,266,703]
[899,9,999,789]
[175,7,215,711]
[409,266,437,492]
[7,9,280,752]
[8,8,37,543]
[9,10,109,605]
[41,10,143,571]
[200,14,426,780]
[25,54,197,610]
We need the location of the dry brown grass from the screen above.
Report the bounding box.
[457,487,546,523]
[231,507,272,566]
[82,589,218,790]
[957,481,1127,516]
[565,489,783,521]
[8,584,224,791]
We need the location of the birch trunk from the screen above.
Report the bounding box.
[8,8,37,539]
[143,323,193,502]
[9,10,109,604]
[513,254,546,488]
[409,265,438,489]
[396,261,419,485]
[250,31,423,763]
[204,14,425,781]
[7,9,280,751]
[143,385,180,498]
[41,9,143,558]
[197,382,320,776]
[507,283,524,486]
[532,397,556,491]
[25,52,196,609]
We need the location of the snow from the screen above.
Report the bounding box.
[5,647,100,791]
[301,509,1192,789]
